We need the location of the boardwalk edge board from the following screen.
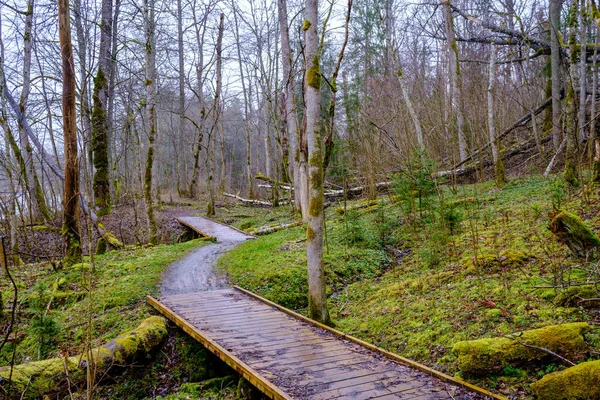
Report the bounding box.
[146,295,291,400]
[233,286,507,400]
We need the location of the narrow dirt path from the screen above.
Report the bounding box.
[160,217,253,296]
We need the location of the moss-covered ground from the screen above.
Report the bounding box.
[216,175,600,398]
[0,237,243,399]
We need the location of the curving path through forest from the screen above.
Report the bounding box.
[159,216,254,296]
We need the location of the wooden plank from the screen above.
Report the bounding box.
[146,295,291,400]
[233,286,506,400]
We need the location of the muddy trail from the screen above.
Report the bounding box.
[160,216,253,296]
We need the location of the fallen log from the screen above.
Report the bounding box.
[0,316,167,397]
[324,182,392,199]
[254,173,293,191]
[247,221,303,235]
[531,359,600,400]
[452,322,590,377]
[223,193,272,207]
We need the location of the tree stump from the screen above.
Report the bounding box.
[548,210,600,258]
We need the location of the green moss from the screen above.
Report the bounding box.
[103,231,124,249]
[302,19,311,31]
[306,56,321,90]
[452,322,591,376]
[308,197,323,217]
[531,360,600,399]
[307,225,316,241]
[555,285,600,308]
[96,237,107,255]
[462,249,530,273]
[91,68,112,216]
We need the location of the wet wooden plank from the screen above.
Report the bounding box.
[149,288,506,400]
[177,216,254,241]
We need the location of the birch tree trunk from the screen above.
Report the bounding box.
[550,0,563,148]
[58,0,82,267]
[91,0,113,215]
[144,0,158,243]
[233,2,254,199]
[442,0,467,162]
[304,0,330,324]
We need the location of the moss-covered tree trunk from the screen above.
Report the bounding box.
[144,0,158,244]
[91,0,113,216]
[304,0,330,325]
[58,0,82,267]
[564,0,579,186]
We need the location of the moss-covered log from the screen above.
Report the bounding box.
[548,211,600,257]
[452,322,590,376]
[530,360,600,399]
[555,285,600,308]
[0,316,167,398]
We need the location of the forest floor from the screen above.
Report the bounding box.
[2,173,600,399]
[215,174,600,399]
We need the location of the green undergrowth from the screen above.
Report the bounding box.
[218,174,600,398]
[0,239,207,365]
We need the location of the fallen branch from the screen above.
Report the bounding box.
[544,137,567,176]
[453,96,554,170]
[0,316,167,397]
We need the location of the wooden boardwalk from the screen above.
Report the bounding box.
[177,216,254,241]
[148,288,505,400]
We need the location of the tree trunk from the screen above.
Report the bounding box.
[20,0,50,222]
[207,14,225,216]
[564,0,579,186]
[550,0,563,148]
[278,0,299,209]
[578,0,587,144]
[442,0,467,162]
[58,0,82,267]
[144,0,158,243]
[91,0,113,216]
[177,0,185,197]
[488,45,505,185]
[189,3,208,198]
[304,0,330,325]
